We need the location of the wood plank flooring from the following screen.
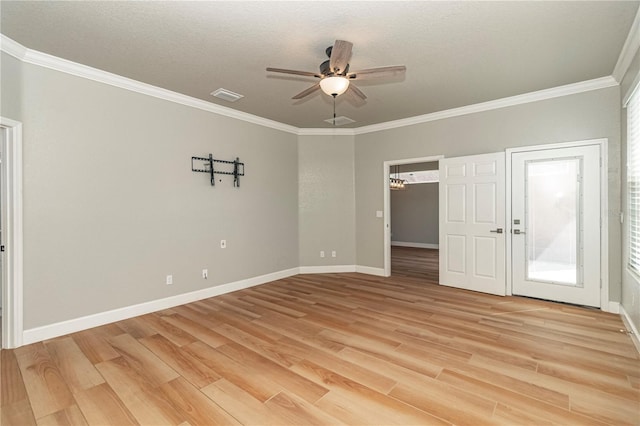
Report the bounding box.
[391,246,439,281]
[2,271,639,425]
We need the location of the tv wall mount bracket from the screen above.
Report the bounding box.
[191,154,245,187]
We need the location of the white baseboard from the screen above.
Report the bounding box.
[298,264,386,277]
[355,265,387,276]
[607,301,620,314]
[22,267,299,345]
[620,304,640,355]
[22,263,391,345]
[299,265,356,274]
[391,241,439,249]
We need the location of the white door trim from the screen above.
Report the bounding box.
[506,139,609,310]
[0,117,24,349]
[383,155,444,277]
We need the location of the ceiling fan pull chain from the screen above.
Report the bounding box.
[332,94,337,126]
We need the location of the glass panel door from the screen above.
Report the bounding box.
[511,143,600,307]
[525,158,581,286]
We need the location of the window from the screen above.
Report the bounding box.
[627,86,640,273]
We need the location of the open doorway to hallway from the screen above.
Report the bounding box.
[387,160,440,281]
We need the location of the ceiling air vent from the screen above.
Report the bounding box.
[324,116,356,126]
[210,88,244,102]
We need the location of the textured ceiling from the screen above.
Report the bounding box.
[1,1,638,129]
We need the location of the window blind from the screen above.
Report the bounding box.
[628,86,640,273]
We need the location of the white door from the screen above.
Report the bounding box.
[511,144,601,307]
[439,152,506,295]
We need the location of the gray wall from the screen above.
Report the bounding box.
[17,59,299,329]
[1,53,22,120]
[1,47,630,333]
[621,46,640,331]
[298,135,356,266]
[355,86,622,301]
[391,183,439,245]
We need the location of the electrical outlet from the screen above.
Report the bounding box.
[202,269,208,279]
[220,240,226,249]
[320,251,325,258]
[332,250,336,258]
[166,274,173,285]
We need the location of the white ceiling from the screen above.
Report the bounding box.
[1,1,638,129]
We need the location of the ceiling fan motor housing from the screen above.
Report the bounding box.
[320,59,349,76]
[325,46,333,57]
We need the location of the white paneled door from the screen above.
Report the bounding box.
[439,153,506,295]
[511,145,601,307]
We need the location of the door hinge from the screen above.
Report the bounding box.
[1,245,5,252]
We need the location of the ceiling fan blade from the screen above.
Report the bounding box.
[292,83,321,99]
[266,67,320,78]
[329,40,353,74]
[347,65,406,79]
[347,84,367,100]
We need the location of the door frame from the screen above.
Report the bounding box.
[0,117,24,349]
[505,138,609,310]
[383,155,444,277]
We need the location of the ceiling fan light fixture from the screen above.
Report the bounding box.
[320,76,350,96]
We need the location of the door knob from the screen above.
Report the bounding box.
[490,228,503,233]
[513,229,525,234]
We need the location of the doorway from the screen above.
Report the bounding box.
[383,140,607,310]
[509,142,604,307]
[389,161,440,281]
[0,117,24,349]
[383,155,443,277]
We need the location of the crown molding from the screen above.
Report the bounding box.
[0,34,27,60]
[613,6,640,83]
[0,35,299,135]
[1,34,621,137]
[353,76,618,135]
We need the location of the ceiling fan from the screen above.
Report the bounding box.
[266,40,406,101]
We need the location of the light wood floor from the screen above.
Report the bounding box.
[2,273,639,425]
[391,246,439,281]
